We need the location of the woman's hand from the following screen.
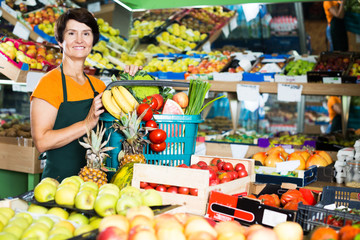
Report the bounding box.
[84,92,104,131]
[124,65,143,76]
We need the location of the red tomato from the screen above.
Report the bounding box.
[142,96,159,110]
[144,185,154,190]
[151,94,164,110]
[217,161,225,170]
[197,161,208,168]
[258,194,277,207]
[149,129,167,144]
[210,158,222,166]
[140,181,148,188]
[166,186,178,193]
[280,189,305,206]
[209,178,220,186]
[178,187,189,195]
[190,164,201,169]
[156,185,167,192]
[137,103,153,121]
[150,142,166,152]
[208,165,218,172]
[222,162,234,171]
[178,163,189,168]
[232,171,239,179]
[220,178,231,184]
[208,168,217,181]
[218,172,231,181]
[190,188,198,196]
[235,163,246,172]
[149,182,158,188]
[238,169,248,178]
[145,120,158,129]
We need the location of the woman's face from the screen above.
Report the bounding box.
[59,19,93,60]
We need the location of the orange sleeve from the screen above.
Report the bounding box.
[323,1,340,24]
[30,69,63,109]
[88,75,106,93]
[327,96,341,121]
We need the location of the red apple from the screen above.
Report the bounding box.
[97,226,127,240]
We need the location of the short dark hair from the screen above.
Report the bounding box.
[55,8,99,46]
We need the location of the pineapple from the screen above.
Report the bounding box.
[78,122,115,187]
[112,110,149,167]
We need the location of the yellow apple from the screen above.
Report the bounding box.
[73,224,95,236]
[2,223,24,238]
[98,215,129,233]
[27,204,48,214]
[41,177,60,188]
[55,186,78,207]
[75,189,97,210]
[80,181,98,193]
[47,207,69,220]
[48,233,71,240]
[53,220,75,234]
[49,226,73,239]
[67,213,89,225]
[34,181,57,202]
[94,193,117,217]
[15,212,33,225]
[35,216,54,229]
[0,232,18,240]
[8,216,31,229]
[0,213,8,226]
[98,187,120,199]
[89,217,102,229]
[21,224,49,240]
[0,207,15,219]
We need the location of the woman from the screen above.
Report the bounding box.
[30,8,139,181]
[327,96,342,133]
[323,0,348,51]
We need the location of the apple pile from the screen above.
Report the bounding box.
[33,176,163,218]
[23,6,61,29]
[187,55,231,74]
[143,57,200,73]
[130,19,165,38]
[97,205,304,240]
[313,56,350,71]
[252,146,333,170]
[0,205,101,239]
[349,59,360,77]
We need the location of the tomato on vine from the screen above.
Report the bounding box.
[142,96,159,110]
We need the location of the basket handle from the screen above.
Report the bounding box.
[105,80,189,90]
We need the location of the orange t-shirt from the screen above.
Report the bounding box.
[30,68,106,109]
[324,1,340,24]
[327,96,341,122]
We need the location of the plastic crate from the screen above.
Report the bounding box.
[100,113,203,169]
[296,186,360,233]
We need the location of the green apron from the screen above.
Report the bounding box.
[41,64,98,182]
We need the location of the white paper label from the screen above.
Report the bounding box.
[26,72,45,92]
[213,72,242,81]
[323,77,341,84]
[202,41,211,53]
[195,143,206,155]
[222,25,230,38]
[100,76,112,86]
[230,17,238,31]
[1,1,17,18]
[277,84,303,102]
[239,59,252,72]
[237,84,260,102]
[230,144,249,158]
[185,29,195,37]
[40,160,46,169]
[259,63,282,73]
[13,22,30,40]
[262,209,288,227]
[88,2,101,13]
[36,36,45,43]
[276,160,300,173]
[12,84,27,92]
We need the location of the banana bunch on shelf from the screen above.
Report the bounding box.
[102,86,138,119]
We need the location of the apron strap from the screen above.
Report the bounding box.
[60,63,68,102]
[84,73,98,97]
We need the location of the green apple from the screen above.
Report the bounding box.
[94,193,118,217]
[8,216,31,229]
[0,213,9,226]
[41,177,60,188]
[55,186,78,207]
[73,224,95,236]
[89,217,102,229]
[28,222,50,231]
[0,221,3,231]
[0,232,18,240]
[97,18,105,26]
[79,181,98,193]
[48,233,71,240]
[0,207,15,219]
[116,194,141,216]
[140,189,163,206]
[2,223,24,238]
[15,212,33,225]
[58,180,80,192]
[35,216,54,229]
[21,224,49,240]
[119,186,141,199]
[74,189,97,210]
[99,183,119,194]
[47,207,69,220]
[27,204,48,214]
[98,188,120,199]
[68,176,84,186]
[34,181,57,202]
[67,213,89,226]
[49,226,73,238]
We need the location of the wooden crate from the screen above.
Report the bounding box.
[132,155,255,215]
[0,137,42,174]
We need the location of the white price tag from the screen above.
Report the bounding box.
[13,22,30,40]
[262,209,288,227]
[213,72,242,81]
[36,36,45,43]
[185,29,195,37]
[88,2,101,13]
[195,143,206,155]
[236,84,259,102]
[202,41,211,53]
[12,84,27,92]
[1,1,18,18]
[26,72,45,92]
[222,25,230,38]
[277,84,303,102]
[40,159,46,169]
[229,17,238,31]
[323,77,341,84]
[230,144,249,158]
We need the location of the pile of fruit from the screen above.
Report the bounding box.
[249,61,285,73]
[349,59,360,77]
[313,55,351,71]
[187,55,231,74]
[130,19,165,38]
[252,146,333,170]
[143,57,200,73]
[23,6,62,30]
[283,59,316,76]
[267,132,315,146]
[0,119,31,138]
[33,176,163,217]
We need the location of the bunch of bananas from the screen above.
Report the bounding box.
[102,86,138,119]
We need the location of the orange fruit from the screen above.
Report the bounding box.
[300,150,311,161]
[315,151,333,165]
[305,154,328,169]
[252,152,267,165]
[264,151,285,167]
[310,227,338,240]
[287,151,306,170]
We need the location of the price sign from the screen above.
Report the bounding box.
[236,84,259,102]
[26,72,45,92]
[277,83,303,102]
[185,29,195,37]
[323,77,341,84]
[12,84,27,92]
[1,1,17,18]
[88,2,101,13]
[262,209,288,227]
[202,41,211,53]
[222,25,229,38]
[195,143,206,155]
[13,22,30,40]
[230,144,249,158]
[229,17,238,31]
[213,72,242,81]
[36,36,45,43]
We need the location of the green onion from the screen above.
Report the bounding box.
[185,80,225,115]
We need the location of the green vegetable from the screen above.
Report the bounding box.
[185,79,225,115]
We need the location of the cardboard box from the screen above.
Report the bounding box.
[132,155,255,215]
[207,183,297,228]
[0,137,42,174]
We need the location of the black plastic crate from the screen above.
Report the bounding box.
[296,186,360,233]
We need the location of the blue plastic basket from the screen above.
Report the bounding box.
[100,113,203,170]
